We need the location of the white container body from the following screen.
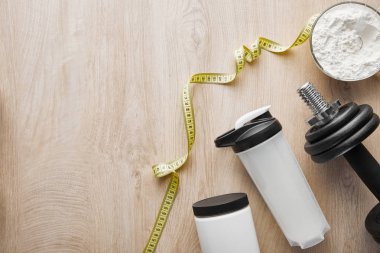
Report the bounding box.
[237,131,330,249]
[194,206,260,253]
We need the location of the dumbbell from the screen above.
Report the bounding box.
[297,82,380,243]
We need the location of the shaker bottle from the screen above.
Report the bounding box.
[214,105,330,249]
[192,193,260,253]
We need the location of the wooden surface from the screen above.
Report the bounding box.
[1,0,380,252]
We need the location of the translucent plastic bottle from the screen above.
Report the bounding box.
[214,106,330,249]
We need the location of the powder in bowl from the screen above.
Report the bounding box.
[311,2,380,81]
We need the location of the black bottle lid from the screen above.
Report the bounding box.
[215,109,282,153]
[192,193,249,217]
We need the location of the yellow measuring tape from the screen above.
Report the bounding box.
[143,14,319,253]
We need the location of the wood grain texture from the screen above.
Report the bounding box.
[0,0,380,252]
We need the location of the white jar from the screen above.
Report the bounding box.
[193,193,260,253]
[215,106,330,249]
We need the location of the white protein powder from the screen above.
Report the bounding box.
[311,3,380,81]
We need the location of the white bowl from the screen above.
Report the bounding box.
[310,2,380,82]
